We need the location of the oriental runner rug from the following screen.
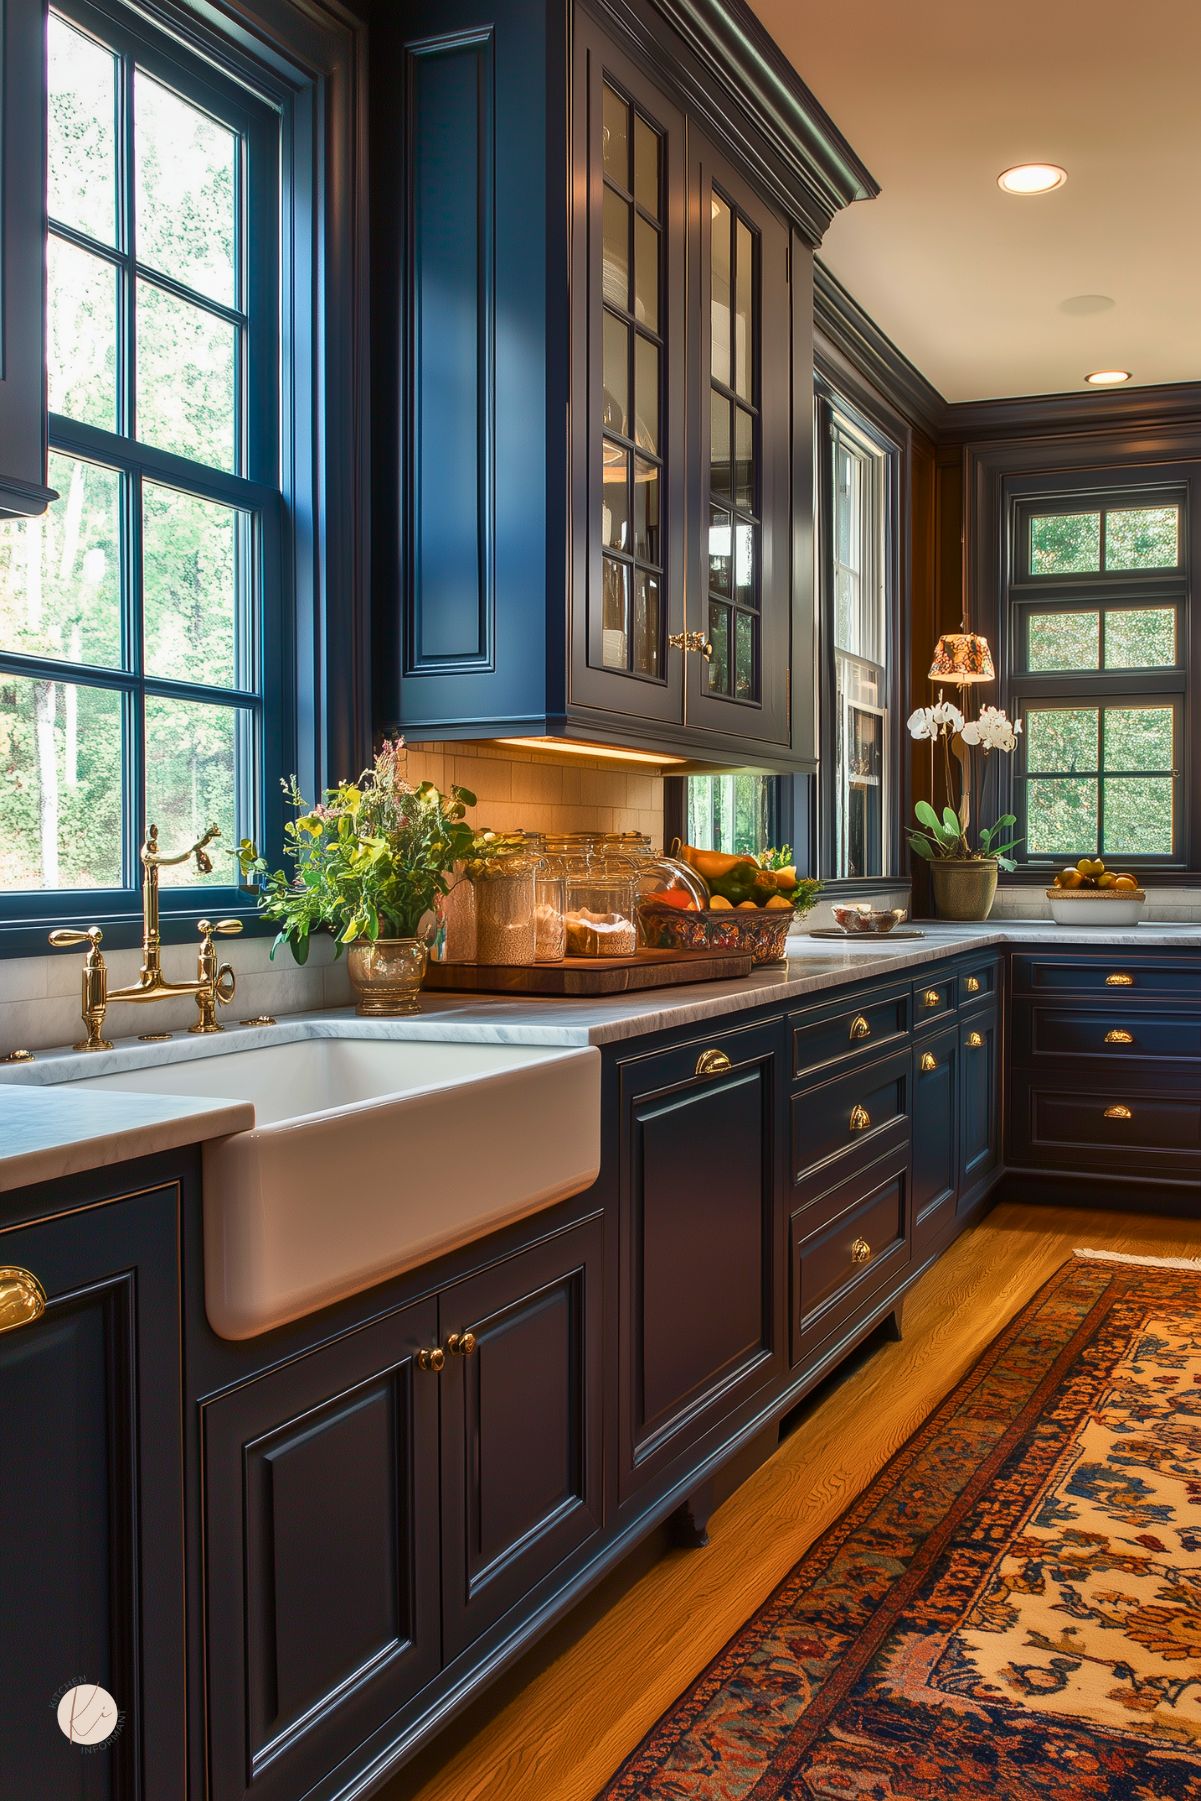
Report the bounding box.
[596,1252,1201,1801]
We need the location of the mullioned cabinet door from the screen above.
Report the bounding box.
[202,1297,440,1801]
[438,1213,605,1661]
[0,1183,185,1798]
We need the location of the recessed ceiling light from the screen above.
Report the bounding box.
[1084,369,1131,386]
[997,163,1067,195]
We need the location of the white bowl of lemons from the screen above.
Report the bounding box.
[1046,859,1145,925]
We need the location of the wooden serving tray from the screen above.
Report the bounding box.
[424,947,755,996]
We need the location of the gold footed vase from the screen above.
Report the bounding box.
[347,937,429,1015]
[929,857,998,921]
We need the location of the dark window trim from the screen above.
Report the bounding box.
[0,0,369,957]
[966,436,1201,882]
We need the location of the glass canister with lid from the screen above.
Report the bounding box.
[469,835,540,965]
[599,832,709,941]
[525,834,568,962]
[545,833,639,957]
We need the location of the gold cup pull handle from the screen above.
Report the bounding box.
[849,1015,871,1041]
[0,1267,47,1335]
[417,1346,446,1373]
[696,1048,732,1078]
[1103,1104,1133,1121]
[1104,1029,1134,1045]
[849,1104,871,1133]
[922,989,941,1008]
[850,1238,871,1265]
[1105,973,1134,987]
[966,975,981,994]
[919,1051,937,1073]
[447,1330,477,1357]
[966,1031,984,1049]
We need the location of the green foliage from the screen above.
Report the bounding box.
[238,741,480,962]
[756,846,821,915]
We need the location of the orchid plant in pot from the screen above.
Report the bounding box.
[907,699,1024,919]
[237,740,479,1014]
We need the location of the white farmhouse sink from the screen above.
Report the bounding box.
[67,1038,601,1338]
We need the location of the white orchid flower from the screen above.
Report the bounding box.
[907,706,937,740]
[908,700,965,741]
[961,704,1020,752]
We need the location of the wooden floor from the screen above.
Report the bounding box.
[388,1201,1199,1801]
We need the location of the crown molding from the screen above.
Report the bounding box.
[941,381,1201,445]
[813,261,944,440]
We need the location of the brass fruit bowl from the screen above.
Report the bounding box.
[637,901,795,965]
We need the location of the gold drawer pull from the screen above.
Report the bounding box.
[965,975,981,994]
[1104,1029,1134,1045]
[919,1051,938,1073]
[1103,1104,1133,1121]
[0,1267,47,1335]
[1106,973,1134,987]
[417,1346,446,1373]
[447,1330,477,1357]
[966,1031,984,1049]
[850,1238,871,1265]
[695,1048,731,1078]
[849,1014,871,1041]
[922,989,941,1008]
[849,1103,871,1133]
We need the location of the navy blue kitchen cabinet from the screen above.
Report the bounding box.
[377,0,870,766]
[0,0,56,516]
[958,1002,1000,1209]
[911,1018,959,1256]
[0,1162,189,1800]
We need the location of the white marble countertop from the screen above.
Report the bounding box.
[0,1085,254,1196]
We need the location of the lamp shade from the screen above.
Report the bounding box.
[928,632,995,684]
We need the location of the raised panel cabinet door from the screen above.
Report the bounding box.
[570,12,687,722]
[685,128,791,747]
[959,1005,1000,1207]
[0,0,56,517]
[618,1018,785,1502]
[911,1023,959,1252]
[203,1298,440,1801]
[439,1214,604,1662]
[0,1184,185,1799]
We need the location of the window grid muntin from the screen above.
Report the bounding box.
[0,1,277,904]
[599,76,665,684]
[706,183,760,704]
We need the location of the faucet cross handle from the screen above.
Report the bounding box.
[192,918,242,1035]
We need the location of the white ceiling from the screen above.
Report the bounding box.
[750,0,1201,402]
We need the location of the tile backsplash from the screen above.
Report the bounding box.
[400,739,667,840]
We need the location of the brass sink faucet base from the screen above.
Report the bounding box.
[49,824,243,1051]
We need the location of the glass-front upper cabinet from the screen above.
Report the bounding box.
[571,16,686,723]
[687,132,791,746]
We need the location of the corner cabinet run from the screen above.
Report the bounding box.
[388,0,847,767]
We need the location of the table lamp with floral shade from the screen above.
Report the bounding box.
[908,628,1023,920]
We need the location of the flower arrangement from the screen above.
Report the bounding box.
[907,699,1024,869]
[237,739,479,963]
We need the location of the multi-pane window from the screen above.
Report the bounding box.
[828,416,888,879]
[0,2,280,909]
[600,81,664,679]
[1010,495,1185,865]
[706,194,759,701]
[685,773,774,857]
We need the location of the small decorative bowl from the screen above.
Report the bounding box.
[831,905,909,936]
[1045,887,1146,927]
[637,901,795,965]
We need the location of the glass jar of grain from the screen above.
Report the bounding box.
[471,840,539,965]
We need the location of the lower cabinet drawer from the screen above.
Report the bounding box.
[790,981,910,1083]
[791,1047,910,1196]
[913,974,955,1030]
[1012,1001,1201,1066]
[791,1149,910,1365]
[1012,955,1201,1001]
[1011,1080,1201,1175]
[959,958,999,1010]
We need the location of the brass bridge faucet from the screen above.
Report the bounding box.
[49,824,243,1051]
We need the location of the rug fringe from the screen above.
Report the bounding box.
[1074,1247,1201,1272]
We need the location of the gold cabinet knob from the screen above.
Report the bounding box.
[1103,1104,1133,1121]
[848,1103,871,1133]
[1105,973,1134,987]
[922,989,941,1008]
[1104,1029,1134,1045]
[695,1048,731,1077]
[417,1346,446,1372]
[669,630,713,659]
[850,1238,871,1265]
[919,1051,938,1073]
[447,1330,477,1357]
[0,1267,47,1335]
[966,1031,984,1049]
[966,975,981,994]
[849,1014,871,1041]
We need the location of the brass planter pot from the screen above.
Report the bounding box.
[929,857,998,922]
[347,937,428,1016]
